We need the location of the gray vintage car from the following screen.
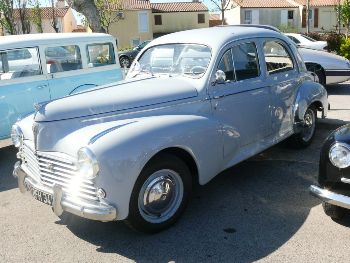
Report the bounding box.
[12,25,328,233]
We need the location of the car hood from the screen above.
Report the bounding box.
[35,77,198,122]
[298,47,349,66]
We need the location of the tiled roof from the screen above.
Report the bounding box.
[235,0,299,8]
[209,13,221,20]
[108,0,151,10]
[151,2,208,13]
[13,7,69,19]
[292,0,341,6]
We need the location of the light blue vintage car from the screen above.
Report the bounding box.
[0,33,123,147]
[12,26,328,233]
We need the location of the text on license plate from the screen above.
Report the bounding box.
[24,181,53,206]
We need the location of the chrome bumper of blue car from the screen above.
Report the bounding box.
[13,161,117,222]
[310,185,350,209]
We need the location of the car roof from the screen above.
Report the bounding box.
[148,26,286,53]
[0,33,115,50]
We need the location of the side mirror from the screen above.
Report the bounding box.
[215,70,226,84]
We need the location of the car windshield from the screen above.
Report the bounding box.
[302,35,317,42]
[127,44,211,79]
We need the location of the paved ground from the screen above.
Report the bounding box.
[0,84,349,263]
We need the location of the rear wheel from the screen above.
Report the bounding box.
[119,56,130,68]
[322,202,346,220]
[288,106,317,148]
[126,154,192,233]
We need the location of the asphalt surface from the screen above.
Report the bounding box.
[0,84,350,263]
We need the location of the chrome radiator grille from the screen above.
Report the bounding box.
[21,141,97,201]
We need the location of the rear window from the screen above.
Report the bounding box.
[87,43,116,67]
[0,47,42,80]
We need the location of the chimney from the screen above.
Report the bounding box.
[56,0,65,8]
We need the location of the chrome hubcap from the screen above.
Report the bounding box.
[138,169,183,223]
[302,108,315,142]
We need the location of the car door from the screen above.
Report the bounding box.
[210,40,272,161]
[262,39,300,137]
[0,47,50,139]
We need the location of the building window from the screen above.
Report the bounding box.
[288,10,294,19]
[198,13,205,24]
[154,15,162,25]
[244,10,252,24]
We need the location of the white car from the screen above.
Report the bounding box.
[286,33,327,50]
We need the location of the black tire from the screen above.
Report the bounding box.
[322,202,346,220]
[126,153,192,233]
[288,105,317,148]
[119,56,130,68]
[306,63,326,86]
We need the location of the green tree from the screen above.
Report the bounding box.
[67,0,105,32]
[0,0,16,35]
[95,0,123,33]
[336,0,350,38]
[31,0,43,33]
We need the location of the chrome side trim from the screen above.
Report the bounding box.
[341,178,350,184]
[0,138,12,148]
[14,164,118,222]
[310,185,350,209]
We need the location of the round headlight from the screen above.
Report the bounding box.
[329,143,350,169]
[77,147,99,179]
[11,125,23,148]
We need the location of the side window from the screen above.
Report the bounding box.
[45,45,82,73]
[0,47,42,80]
[217,49,235,81]
[263,41,294,75]
[288,36,300,44]
[87,43,116,67]
[232,42,259,81]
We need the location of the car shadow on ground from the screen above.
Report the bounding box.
[0,146,18,192]
[57,119,349,262]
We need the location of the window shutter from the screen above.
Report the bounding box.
[302,8,306,28]
[314,8,319,28]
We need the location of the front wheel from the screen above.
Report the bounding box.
[126,154,192,233]
[322,202,346,220]
[288,106,317,148]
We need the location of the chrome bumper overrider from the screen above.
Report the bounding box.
[310,185,350,209]
[13,161,117,221]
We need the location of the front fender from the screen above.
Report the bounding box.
[89,115,223,220]
[293,80,328,131]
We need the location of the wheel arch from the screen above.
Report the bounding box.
[144,146,200,187]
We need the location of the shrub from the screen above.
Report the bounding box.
[338,37,350,59]
[306,32,323,41]
[326,33,343,53]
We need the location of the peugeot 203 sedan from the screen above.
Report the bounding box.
[0,33,122,148]
[12,26,328,233]
[310,124,350,220]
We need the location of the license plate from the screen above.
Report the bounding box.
[24,180,53,206]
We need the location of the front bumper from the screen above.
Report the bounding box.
[13,161,117,221]
[310,185,350,209]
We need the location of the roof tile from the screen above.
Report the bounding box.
[151,2,208,13]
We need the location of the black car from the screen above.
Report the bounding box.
[310,124,350,219]
[118,40,151,68]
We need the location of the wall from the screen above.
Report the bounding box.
[63,8,77,33]
[109,10,153,49]
[299,6,339,33]
[152,11,209,35]
[224,5,241,25]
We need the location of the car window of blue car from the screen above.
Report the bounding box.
[0,47,42,80]
[263,41,294,75]
[217,49,235,81]
[87,43,116,68]
[45,45,82,73]
[232,42,260,81]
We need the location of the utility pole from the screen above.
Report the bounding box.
[306,0,310,34]
[338,0,341,34]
